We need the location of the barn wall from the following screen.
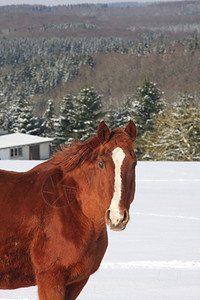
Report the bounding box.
[40,143,50,160]
[0,143,51,160]
[0,149,10,160]
[23,146,29,160]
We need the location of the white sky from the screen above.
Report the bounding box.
[0,0,185,7]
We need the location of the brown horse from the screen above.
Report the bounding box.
[0,120,137,300]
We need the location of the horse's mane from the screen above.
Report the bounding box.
[51,134,102,172]
[51,127,132,172]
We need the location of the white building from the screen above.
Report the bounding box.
[0,133,54,160]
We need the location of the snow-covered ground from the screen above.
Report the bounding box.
[0,161,200,300]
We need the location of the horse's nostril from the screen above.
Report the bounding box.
[122,209,129,223]
[106,209,111,221]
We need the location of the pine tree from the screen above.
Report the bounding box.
[19,98,38,135]
[8,96,22,132]
[9,94,38,134]
[74,87,103,140]
[106,97,133,129]
[105,105,119,130]
[42,99,56,138]
[133,80,165,137]
[56,94,77,146]
[0,92,7,130]
[132,80,166,159]
[116,97,133,128]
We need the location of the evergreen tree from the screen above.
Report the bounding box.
[105,105,119,130]
[0,92,7,130]
[56,94,77,145]
[42,99,56,138]
[18,97,38,135]
[8,95,22,132]
[75,87,103,140]
[116,97,133,128]
[9,94,38,134]
[106,97,133,129]
[132,80,166,159]
[133,80,165,137]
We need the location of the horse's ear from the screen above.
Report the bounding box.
[97,121,110,144]
[125,120,137,142]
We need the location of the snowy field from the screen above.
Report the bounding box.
[0,160,200,300]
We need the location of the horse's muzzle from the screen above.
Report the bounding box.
[105,209,129,231]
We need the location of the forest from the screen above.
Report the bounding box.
[0,1,200,161]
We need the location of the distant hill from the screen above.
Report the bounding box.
[1,2,200,39]
[1,1,200,114]
[1,1,200,17]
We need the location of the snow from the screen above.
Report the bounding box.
[0,133,53,149]
[0,161,200,300]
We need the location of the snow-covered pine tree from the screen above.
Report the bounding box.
[133,79,166,137]
[18,97,38,135]
[105,105,119,130]
[132,80,166,159]
[116,97,133,128]
[42,99,56,138]
[106,97,134,130]
[9,94,38,135]
[75,87,103,140]
[0,92,7,130]
[56,94,77,146]
[8,95,22,132]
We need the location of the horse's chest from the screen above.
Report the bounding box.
[67,229,108,282]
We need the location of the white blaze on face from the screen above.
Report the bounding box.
[109,147,125,226]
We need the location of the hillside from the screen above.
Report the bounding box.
[1,1,200,114]
[64,49,200,106]
[1,2,200,39]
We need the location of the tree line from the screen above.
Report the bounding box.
[1,80,199,161]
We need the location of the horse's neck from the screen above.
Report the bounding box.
[71,168,107,232]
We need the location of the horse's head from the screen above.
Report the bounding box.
[52,120,136,232]
[95,120,137,231]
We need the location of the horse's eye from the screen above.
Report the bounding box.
[99,161,104,169]
[132,162,137,169]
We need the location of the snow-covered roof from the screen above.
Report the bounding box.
[0,133,54,149]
